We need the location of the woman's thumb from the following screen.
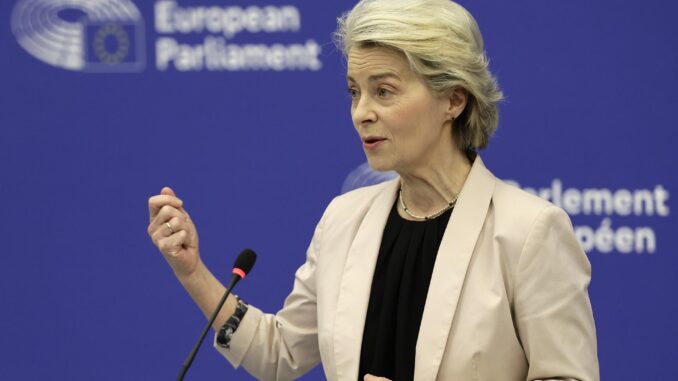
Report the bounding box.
[161,186,176,197]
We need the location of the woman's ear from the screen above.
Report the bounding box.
[447,87,468,120]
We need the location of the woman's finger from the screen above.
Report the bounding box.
[150,204,184,229]
[178,209,198,247]
[148,207,186,242]
[148,193,183,221]
[150,215,184,242]
[157,230,187,257]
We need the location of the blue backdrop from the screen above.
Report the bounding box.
[1,0,676,379]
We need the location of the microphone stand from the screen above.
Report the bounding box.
[177,274,241,381]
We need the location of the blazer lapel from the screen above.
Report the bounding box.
[333,179,400,381]
[414,156,496,381]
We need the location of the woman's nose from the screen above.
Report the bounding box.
[352,96,377,126]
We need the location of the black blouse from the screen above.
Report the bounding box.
[358,201,452,381]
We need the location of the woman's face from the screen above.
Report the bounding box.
[347,46,455,173]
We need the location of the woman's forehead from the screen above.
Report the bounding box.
[346,46,411,81]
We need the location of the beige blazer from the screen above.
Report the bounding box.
[215,157,599,381]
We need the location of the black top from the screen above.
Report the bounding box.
[358,201,453,381]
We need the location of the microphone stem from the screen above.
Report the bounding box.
[177,274,239,381]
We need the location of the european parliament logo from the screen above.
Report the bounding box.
[11,0,145,72]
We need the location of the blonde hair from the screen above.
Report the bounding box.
[335,0,503,150]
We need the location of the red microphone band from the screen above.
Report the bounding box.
[232,268,246,279]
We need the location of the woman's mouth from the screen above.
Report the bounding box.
[363,136,387,150]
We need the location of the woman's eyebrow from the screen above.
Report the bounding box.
[346,72,402,83]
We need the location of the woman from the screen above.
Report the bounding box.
[147,0,599,380]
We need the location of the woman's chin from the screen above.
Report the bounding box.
[366,158,396,173]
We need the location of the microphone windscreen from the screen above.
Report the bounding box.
[233,248,257,276]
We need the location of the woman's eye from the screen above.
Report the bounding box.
[377,87,392,98]
[347,88,359,98]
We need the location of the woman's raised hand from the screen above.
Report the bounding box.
[147,187,200,278]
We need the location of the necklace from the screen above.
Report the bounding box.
[398,187,458,220]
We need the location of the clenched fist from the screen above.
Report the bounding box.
[147,187,201,278]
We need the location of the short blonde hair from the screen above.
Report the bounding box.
[335,0,503,150]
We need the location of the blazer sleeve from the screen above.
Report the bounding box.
[212,209,327,381]
[513,205,600,381]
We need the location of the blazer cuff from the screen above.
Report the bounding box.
[213,304,263,368]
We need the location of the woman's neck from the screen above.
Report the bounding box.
[397,147,472,220]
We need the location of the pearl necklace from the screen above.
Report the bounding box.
[398,188,457,220]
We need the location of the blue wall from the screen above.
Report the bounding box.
[1,0,676,379]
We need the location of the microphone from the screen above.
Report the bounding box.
[177,249,257,381]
